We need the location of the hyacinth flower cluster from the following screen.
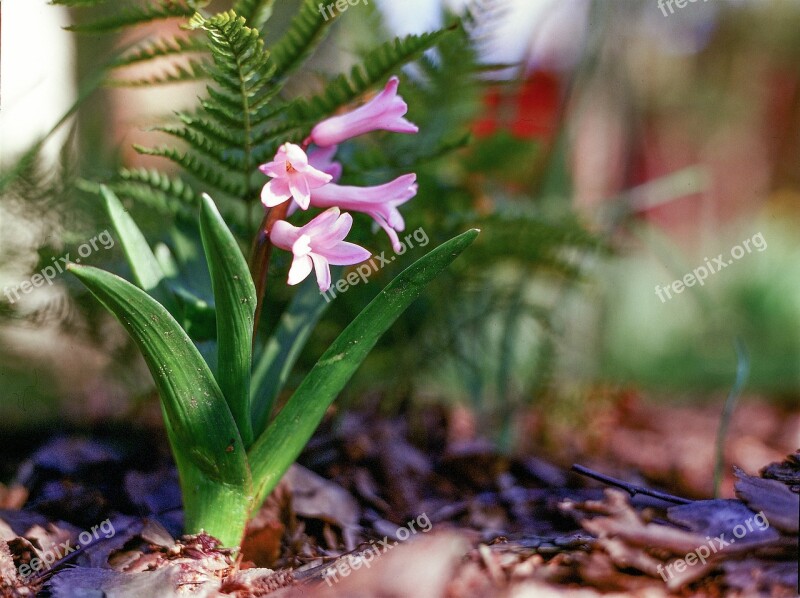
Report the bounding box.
[259,76,419,293]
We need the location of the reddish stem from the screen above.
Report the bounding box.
[250,202,289,345]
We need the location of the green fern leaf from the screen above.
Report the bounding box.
[133,145,247,197]
[111,35,208,69]
[156,126,247,171]
[178,113,246,148]
[267,0,335,79]
[290,28,454,125]
[233,0,276,30]
[180,11,278,197]
[66,1,195,33]
[108,59,210,87]
[50,0,107,6]
[113,168,199,218]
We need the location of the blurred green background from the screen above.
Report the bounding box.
[1,0,799,448]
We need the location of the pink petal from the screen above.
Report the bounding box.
[288,174,312,210]
[282,143,309,168]
[287,254,313,286]
[270,219,300,252]
[261,178,291,207]
[258,161,284,178]
[324,242,371,265]
[310,77,419,146]
[291,234,312,257]
[384,117,419,134]
[308,145,342,182]
[373,214,403,252]
[299,207,341,237]
[311,212,354,247]
[303,167,334,188]
[310,254,331,292]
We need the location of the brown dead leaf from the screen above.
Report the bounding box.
[0,486,27,511]
[563,489,707,554]
[277,531,469,598]
[734,467,799,534]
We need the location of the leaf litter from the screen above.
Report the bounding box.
[0,398,796,597]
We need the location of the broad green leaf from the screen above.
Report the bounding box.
[162,409,250,548]
[250,276,330,434]
[248,229,479,505]
[199,194,256,446]
[67,264,249,486]
[101,185,180,316]
[172,285,217,342]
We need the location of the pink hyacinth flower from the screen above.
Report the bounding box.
[259,143,332,210]
[310,173,418,252]
[310,76,419,147]
[271,208,371,292]
[284,145,345,217]
[308,145,343,182]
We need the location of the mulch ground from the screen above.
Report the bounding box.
[0,394,797,597]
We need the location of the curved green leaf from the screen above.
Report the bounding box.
[248,229,479,505]
[101,185,180,317]
[199,194,256,446]
[67,263,249,486]
[250,276,330,434]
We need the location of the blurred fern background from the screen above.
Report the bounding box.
[1,0,799,448]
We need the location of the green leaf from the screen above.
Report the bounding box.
[110,35,208,69]
[199,194,256,446]
[233,0,276,30]
[250,276,330,434]
[67,264,249,487]
[66,1,196,33]
[112,168,199,218]
[162,408,250,548]
[247,229,479,505]
[267,0,335,79]
[289,28,454,126]
[100,185,180,316]
[108,59,209,87]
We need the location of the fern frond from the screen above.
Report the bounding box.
[174,11,278,196]
[66,1,195,33]
[155,126,247,171]
[233,0,276,30]
[251,122,307,163]
[177,113,246,148]
[108,59,210,87]
[112,168,199,217]
[50,0,107,6]
[111,35,207,68]
[291,28,454,124]
[133,145,247,197]
[267,0,335,79]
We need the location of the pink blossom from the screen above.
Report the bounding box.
[284,145,344,217]
[308,145,343,182]
[270,208,371,292]
[309,174,417,252]
[259,143,332,210]
[310,77,419,147]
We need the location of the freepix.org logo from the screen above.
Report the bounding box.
[321,227,429,302]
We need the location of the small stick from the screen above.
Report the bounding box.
[571,464,693,505]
